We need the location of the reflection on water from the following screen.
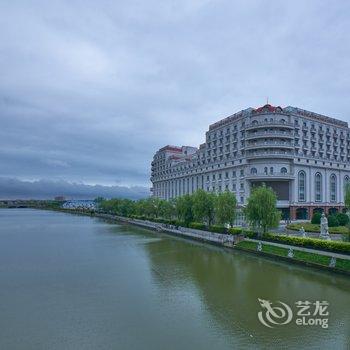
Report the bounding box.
[0,209,349,350]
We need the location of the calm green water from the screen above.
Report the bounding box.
[0,209,349,349]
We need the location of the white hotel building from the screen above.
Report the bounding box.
[150,104,350,220]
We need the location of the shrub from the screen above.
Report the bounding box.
[228,227,243,235]
[208,225,226,233]
[242,229,256,238]
[189,222,207,230]
[336,212,349,226]
[286,222,348,234]
[174,220,188,228]
[311,212,322,225]
[262,233,350,254]
[327,215,339,227]
[327,226,349,234]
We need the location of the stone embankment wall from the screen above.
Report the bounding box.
[96,213,242,247]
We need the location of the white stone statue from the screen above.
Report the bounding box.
[287,247,294,258]
[329,257,336,268]
[257,241,262,252]
[319,213,331,240]
[299,226,306,238]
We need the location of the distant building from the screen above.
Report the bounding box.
[150,104,350,220]
[62,200,95,210]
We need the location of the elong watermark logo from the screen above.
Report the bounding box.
[258,298,329,329]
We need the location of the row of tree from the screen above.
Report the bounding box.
[96,190,236,225]
[96,185,281,234]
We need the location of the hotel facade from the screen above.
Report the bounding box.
[150,104,350,220]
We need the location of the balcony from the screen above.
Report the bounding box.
[245,141,294,151]
[246,171,294,180]
[246,150,294,159]
[246,121,294,130]
[245,130,294,140]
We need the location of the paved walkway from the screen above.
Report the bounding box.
[246,238,350,260]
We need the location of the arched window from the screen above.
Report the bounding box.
[270,167,274,174]
[264,167,268,175]
[281,167,287,174]
[252,120,258,125]
[315,173,322,202]
[330,174,337,202]
[298,171,306,201]
[344,175,349,185]
[251,167,257,175]
[280,119,286,124]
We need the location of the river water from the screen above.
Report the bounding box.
[0,209,349,349]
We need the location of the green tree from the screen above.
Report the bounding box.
[311,212,322,225]
[215,191,237,225]
[118,199,135,217]
[143,197,161,218]
[327,214,339,227]
[336,212,349,226]
[342,184,350,241]
[244,185,281,236]
[175,194,193,225]
[192,189,215,225]
[158,199,175,219]
[345,183,350,210]
[99,198,120,214]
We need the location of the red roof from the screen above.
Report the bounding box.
[253,104,283,113]
[161,145,182,152]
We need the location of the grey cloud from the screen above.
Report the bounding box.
[1,1,350,196]
[0,177,149,200]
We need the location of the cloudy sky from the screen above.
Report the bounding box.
[1,0,350,198]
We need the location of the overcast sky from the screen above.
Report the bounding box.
[1,1,350,197]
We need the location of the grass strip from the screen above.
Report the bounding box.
[236,241,350,272]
